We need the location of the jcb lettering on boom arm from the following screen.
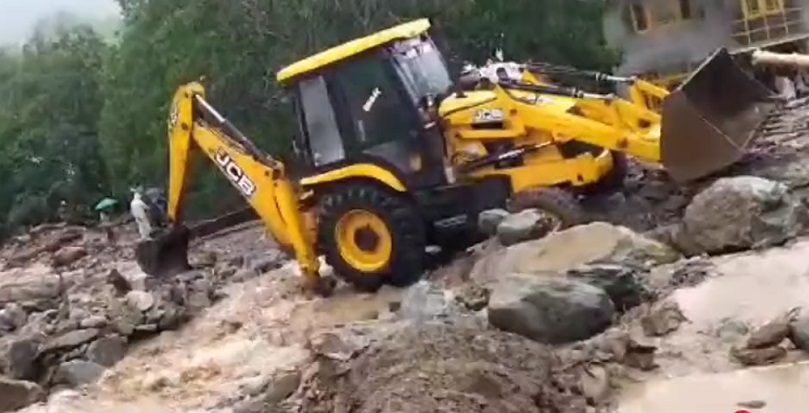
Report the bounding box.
[215,149,257,197]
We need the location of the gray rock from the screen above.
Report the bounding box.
[107,268,132,296]
[44,328,99,353]
[187,291,212,313]
[496,209,551,246]
[788,314,809,351]
[86,336,127,367]
[126,290,155,312]
[232,268,258,282]
[567,262,649,311]
[453,283,491,311]
[79,315,108,329]
[488,274,615,344]
[216,265,239,280]
[0,303,27,332]
[730,346,786,366]
[399,281,462,322]
[0,377,44,412]
[0,273,62,310]
[717,318,750,339]
[680,176,807,255]
[265,371,302,403]
[747,316,791,349]
[249,251,286,274]
[5,338,40,380]
[473,223,680,285]
[178,270,205,283]
[580,364,610,404]
[55,360,106,387]
[640,301,688,337]
[478,209,510,236]
[156,305,184,331]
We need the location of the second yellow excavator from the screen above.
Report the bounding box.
[136,19,780,296]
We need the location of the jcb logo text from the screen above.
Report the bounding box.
[215,150,257,197]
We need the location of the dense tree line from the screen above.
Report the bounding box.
[0,0,617,236]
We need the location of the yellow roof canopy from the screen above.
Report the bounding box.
[276,19,431,83]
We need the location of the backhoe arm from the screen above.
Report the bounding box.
[166,82,322,286]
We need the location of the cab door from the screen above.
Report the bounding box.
[326,49,447,189]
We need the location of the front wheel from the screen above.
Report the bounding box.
[317,184,427,292]
[508,187,587,231]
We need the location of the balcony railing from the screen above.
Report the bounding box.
[732,6,807,47]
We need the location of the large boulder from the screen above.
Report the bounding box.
[54,360,105,387]
[86,335,127,367]
[0,271,63,311]
[678,176,807,255]
[0,377,44,412]
[470,222,679,284]
[3,338,40,380]
[487,274,615,344]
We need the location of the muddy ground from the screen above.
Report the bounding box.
[4,98,809,413]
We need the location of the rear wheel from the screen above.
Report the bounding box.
[508,187,587,231]
[318,184,426,292]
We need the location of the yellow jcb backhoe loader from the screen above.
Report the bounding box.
[135,19,779,296]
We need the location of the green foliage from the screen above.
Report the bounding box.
[0,0,619,232]
[0,26,109,234]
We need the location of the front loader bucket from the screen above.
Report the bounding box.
[660,47,779,183]
[135,226,192,278]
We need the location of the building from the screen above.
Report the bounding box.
[603,0,809,87]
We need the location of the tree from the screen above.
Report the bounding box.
[0,26,110,231]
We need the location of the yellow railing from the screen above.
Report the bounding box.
[732,6,805,46]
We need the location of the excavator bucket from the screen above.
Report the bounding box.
[134,226,192,278]
[660,47,779,183]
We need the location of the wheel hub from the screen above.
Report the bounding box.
[354,226,380,252]
[334,209,393,273]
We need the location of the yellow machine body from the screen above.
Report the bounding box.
[136,19,779,295]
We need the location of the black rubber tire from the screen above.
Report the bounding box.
[318,184,426,292]
[508,187,587,229]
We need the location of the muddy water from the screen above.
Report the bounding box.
[617,240,809,412]
[618,362,809,413]
[675,241,809,328]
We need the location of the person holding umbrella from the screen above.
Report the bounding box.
[94,197,118,223]
[94,197,119,244]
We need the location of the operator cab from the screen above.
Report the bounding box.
[277,19,453,190]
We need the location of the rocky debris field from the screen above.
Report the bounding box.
[4,99,809,412]
[0,221,287,412]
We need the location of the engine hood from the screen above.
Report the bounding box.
[438,89,579,119]
[438,91,497,118]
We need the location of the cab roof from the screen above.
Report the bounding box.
[276,19,431,84]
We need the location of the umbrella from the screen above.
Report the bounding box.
[94,198,119,212]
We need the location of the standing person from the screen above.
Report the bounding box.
[130,188,153,240]
[774,67,797,100]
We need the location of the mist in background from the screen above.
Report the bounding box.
[0,0,121,45]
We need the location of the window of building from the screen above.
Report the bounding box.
[628,0,696,33]
[629,3,650,32]
[741,0,785,19]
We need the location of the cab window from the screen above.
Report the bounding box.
[298,75,344,167]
